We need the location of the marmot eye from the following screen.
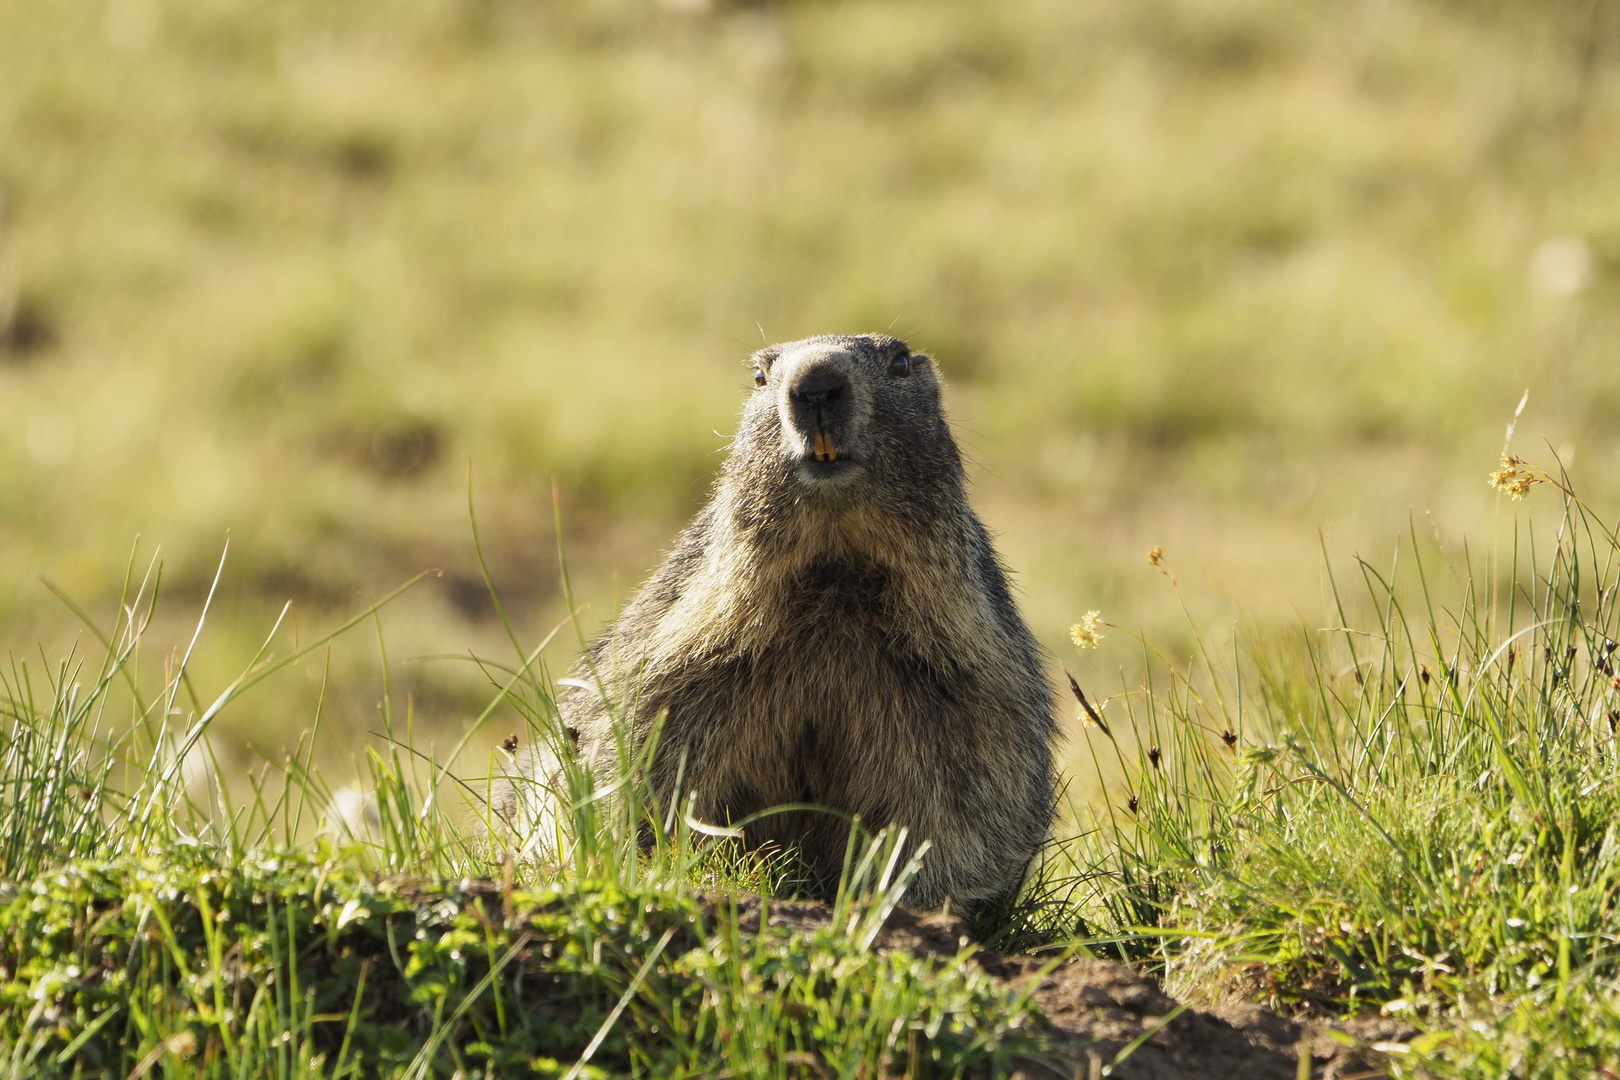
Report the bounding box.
[754,368,767,388]
[889,355,911,377]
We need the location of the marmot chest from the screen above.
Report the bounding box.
[656,559,988,821]
[698,559,963,742]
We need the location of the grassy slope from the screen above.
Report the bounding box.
[2,460,1619,1077]
[4,0,1620,761]
[1,856,1039,1078]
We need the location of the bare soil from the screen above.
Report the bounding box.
[714,897,1414,1080]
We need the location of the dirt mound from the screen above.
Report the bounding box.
[713,897,1409,1080]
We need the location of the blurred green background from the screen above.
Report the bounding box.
[3,0,1619,779]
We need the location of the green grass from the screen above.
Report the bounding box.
[1031,456,1620,1077]
[0,855,1039,1078]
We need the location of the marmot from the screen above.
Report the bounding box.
[512,334,1057,910]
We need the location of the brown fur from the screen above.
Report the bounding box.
[514,335,1057,909]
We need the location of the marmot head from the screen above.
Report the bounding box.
[725,335,965,534]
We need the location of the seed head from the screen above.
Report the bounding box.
[1147,546,1164,567]
[1070,611,1105,650]
[1488,454,1537,500]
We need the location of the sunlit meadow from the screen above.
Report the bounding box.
[5,6,1620,1072]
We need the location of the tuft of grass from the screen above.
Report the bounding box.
[1038,457,1620,1076]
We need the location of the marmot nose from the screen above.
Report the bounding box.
[787,366,850,412]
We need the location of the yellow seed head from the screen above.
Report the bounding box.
[1070,611,1105,650]
[1147,546,1163,567]
[1487,454,1536,500]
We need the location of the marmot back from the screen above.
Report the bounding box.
[519,334,1056,909]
